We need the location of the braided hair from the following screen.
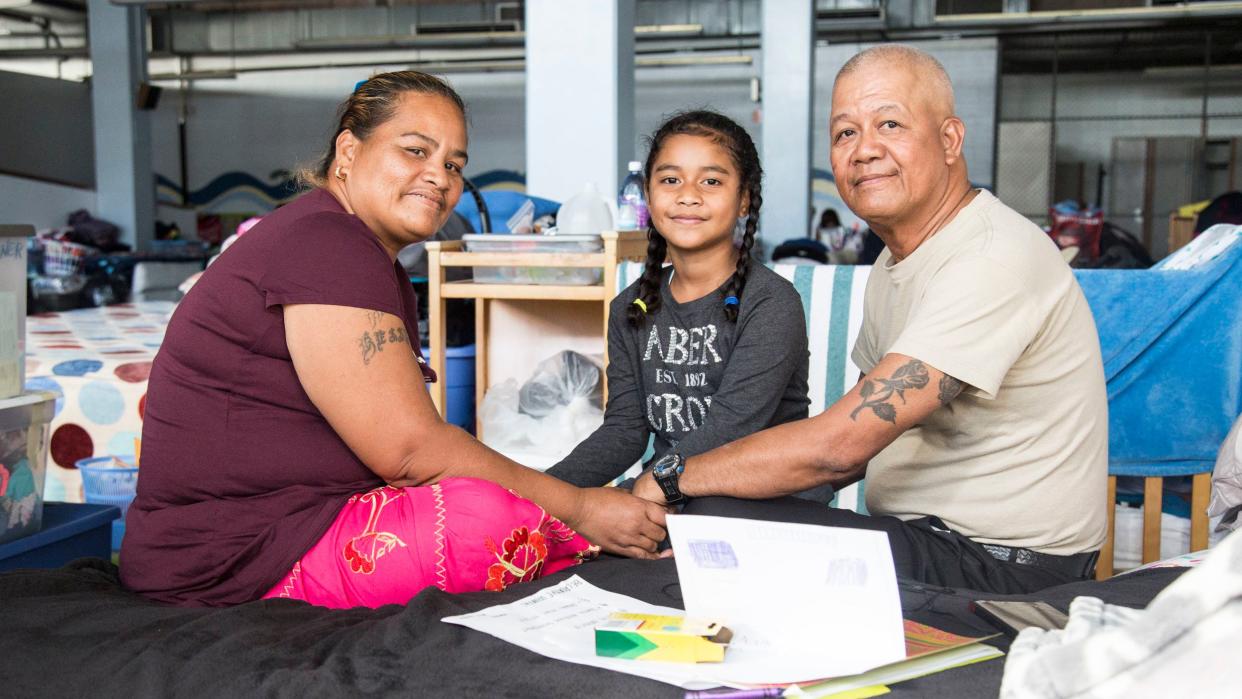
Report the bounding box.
[626,110,763,327]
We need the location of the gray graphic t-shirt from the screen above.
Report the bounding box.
[548,264,821,499]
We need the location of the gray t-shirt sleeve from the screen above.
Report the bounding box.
[672,281,809,458]
[544,297,649,487]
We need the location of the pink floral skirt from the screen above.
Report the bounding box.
[262,477,597,609]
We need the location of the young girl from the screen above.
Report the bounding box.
[547,110,827,502]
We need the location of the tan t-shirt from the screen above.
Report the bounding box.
[851,190,1107,555]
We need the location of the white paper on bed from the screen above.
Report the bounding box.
[667,514,906,680]
[443,516,905,688]
[442,575,720,689]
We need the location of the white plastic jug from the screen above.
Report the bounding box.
[555,183,613,236]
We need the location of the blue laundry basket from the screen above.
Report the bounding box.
[77,456,138,551]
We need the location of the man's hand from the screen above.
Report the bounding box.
[570,487,669,559]
[631,470,665,505]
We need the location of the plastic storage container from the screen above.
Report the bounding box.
[0,391,56,546]
[463,234,605,285]
[77,455,138,551]
[0,225,32,399]
[0,502,119,572]
[422,344,476,432]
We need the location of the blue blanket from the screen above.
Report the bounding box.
[1075,226,1242,476]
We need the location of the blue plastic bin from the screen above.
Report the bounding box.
[0,502,119,571]
[77,456,138,551]
[423,344,476,432]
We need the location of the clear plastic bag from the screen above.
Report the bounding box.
[518,350,603,418]
[479,351,605,468]
[1209,415,1242,533]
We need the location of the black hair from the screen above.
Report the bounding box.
[626,109,763,326]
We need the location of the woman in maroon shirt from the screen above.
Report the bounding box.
[121,71,668,608]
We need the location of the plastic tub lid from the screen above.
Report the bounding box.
[421,344,475,358]
[0,502,120,558]
[461,233,601,243]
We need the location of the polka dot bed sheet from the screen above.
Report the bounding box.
[23,301,175,503]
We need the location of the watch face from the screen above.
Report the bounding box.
[653,454,680,476]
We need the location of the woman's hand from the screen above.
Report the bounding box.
[569,487,669,559]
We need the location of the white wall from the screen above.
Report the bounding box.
[147,38,997,215]
[4,38,998,228]
[149,67,532,202]
[0,172,193,241]
[0,173,96,230]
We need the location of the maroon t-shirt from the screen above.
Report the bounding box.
[121,188,435,606]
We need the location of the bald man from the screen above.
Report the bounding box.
[631,45,1108,594]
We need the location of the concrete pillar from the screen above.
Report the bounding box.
[760,0,816,241]
[88,0,154,249]
[525,0,635,207]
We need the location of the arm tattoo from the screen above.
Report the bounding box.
[358,325,409,365]
[938,374,964,406]
[849,359,930,424]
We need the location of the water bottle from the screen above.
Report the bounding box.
[617,161,648,231]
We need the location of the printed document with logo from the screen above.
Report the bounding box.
[667,514,906,681]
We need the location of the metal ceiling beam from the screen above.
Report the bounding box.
[2,0,84,22]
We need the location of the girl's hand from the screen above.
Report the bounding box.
[631,471,666,505]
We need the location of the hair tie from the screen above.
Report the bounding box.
[632,298,648,313]
[723,295,739,307]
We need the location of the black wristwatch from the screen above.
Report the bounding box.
[651,453,685,505]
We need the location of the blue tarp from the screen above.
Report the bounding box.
[1075,226,1242,477]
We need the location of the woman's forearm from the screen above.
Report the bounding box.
[391,421,586,527]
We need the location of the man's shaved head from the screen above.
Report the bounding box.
[828,43,972,250]
[836,44,956,119]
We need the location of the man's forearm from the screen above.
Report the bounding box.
[651,354,960,503]
[676,413,864,499]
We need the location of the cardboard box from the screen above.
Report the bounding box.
[0,392,56,545]
[0,225,32,400]
[595,612,732,663]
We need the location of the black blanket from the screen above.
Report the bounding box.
[0,557,1181,698]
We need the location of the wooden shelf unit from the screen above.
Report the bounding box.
[425,230,647,432]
